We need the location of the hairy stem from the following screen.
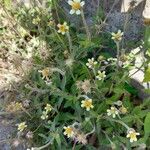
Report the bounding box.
[81,9,91,41]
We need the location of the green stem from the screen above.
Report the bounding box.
[105,117,130,130]
[81,9,91,41]
[32,140,52,150]
[116,41,120,69]
[66,32,73,53]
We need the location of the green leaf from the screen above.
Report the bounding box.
[124,82,138,95]
[55,133,61,149]
[143,68,150,82]
[144,26,150,49]
[144,112,150,134]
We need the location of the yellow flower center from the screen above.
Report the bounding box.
[59,25,67,32]
[130,132,136,139]
[84,100,92,108]
[72,2,81,10]
[42,68,49,77]
[66,127,73,135]
[111,108,116,113]
[114,34,121,40]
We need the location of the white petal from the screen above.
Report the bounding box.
[88,99,92,102]
[81,103,84,107]
[112,114,116,118]
[86,107,90,111]
[91,105,94,108]
[74,0,81,2]
[68,0,73,5]
[107,112,111,116]
[80,1,85,6]
[70,9,75,14]
[63,22,67,25]
[57,24,61,27]
[126,134,130,138]
[130,139,133,143]
[76,10,81,15]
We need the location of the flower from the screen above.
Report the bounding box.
[63,126,74,138]
[68,0,85,15]
[18,122,27,132]
[38,68,50,80]
[119,106,127,114]
[111,30,123,42]
[86,58,97,69]
[81,99,94,111]
[107,106,119,118]
[41,111,48,120]
[96,71,106,80]
[57,22,69,35]
[32,16,41,25]
[127,129,140,142]
[45,104,52,113]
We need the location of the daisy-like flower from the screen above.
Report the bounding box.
[63,126,74,138]
[41,111,48,120]
[111,30,123,42]
[96,71,106,81]
[86,58,97,69]
[18,122,27,132]
[45,104,52,113]
[127,128,140,143]
[81,99,94,111]
[38,68,50,80]
[68,0,85,15]
[57,22,69,35]
[107,106,119,118]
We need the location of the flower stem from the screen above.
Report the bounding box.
[116,41,120,69]
[105,117,130,130]
[81,9,91,41]
[66,32,73,53]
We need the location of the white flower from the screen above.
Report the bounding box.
[57,22,69,35]
[86,58,97,69]
[107,106,119,118]
[41,111,48,120]
[29,36,40,47]
[45,104,52,113]
[68,0,85,15]
[127,128,140,143]
[17,122,27,132]
[96,71,106,80]
[111,30,123,42]
[81,98,94,111]
[63,126,74,138]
